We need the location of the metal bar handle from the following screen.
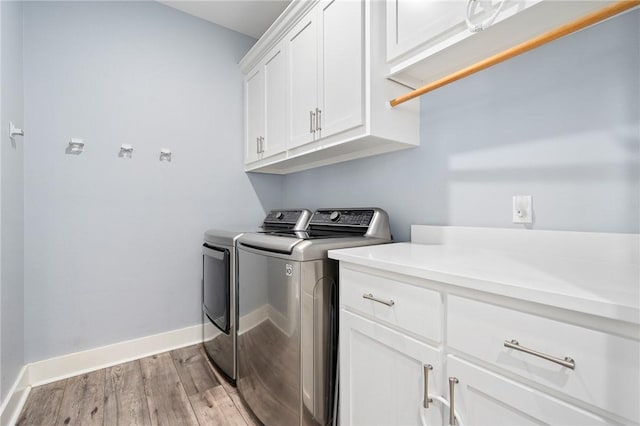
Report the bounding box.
[504,339,575,370]
[448,377,459,426]
[423,364,433,409]
[256,137,260,154]
[316,107,322,132]
[310,111,316,134]
[260,136,265,153]
[362,293,394,307]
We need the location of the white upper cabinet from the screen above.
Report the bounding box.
[244,66,264,164]
[318,0,363,141]
[263,44,287,159]
[387,0,467,63]
[244,42,287,164]
[387,0,617,89]
[288,0,363,151]
[240,0,419,175]
[287,14,318,149]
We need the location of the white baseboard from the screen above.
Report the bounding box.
[1,312,286,424]
[0,322,206,425]
[0,365,30,426]
[28,323,203,387]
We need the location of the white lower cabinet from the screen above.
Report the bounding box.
[447,356,616,426]
[340,310,443,426]
[338,265,640,425]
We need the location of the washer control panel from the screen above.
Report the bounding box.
[311,209,374,227]
[263,209,312,230]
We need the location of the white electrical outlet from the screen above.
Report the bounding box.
[513,195,532,224]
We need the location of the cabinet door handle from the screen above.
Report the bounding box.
[448,377,459,426]
[504,339,575,369]
[260,136,265,153]
[256,137,260,154]
[362,293,394,306]
[423,364,433,409]
[316,107,322,132]
[310,111,316,134]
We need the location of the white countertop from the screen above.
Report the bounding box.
[329,241,640,324]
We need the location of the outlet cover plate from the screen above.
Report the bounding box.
[513,195,532,224]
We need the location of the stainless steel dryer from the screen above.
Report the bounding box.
[202,209,311,383]
[236,208,392,425]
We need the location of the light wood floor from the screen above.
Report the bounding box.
[16,344,260,426]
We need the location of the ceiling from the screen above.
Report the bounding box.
[159,0,292,39]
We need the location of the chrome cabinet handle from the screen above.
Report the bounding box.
[316,107,322,132]
[423,364,433,409]
[449,377,459,426]
[362,293,394,306]
[504,339,575,370]
[259,136,265,153]
[310,111,316,134]
[256,137,260,154]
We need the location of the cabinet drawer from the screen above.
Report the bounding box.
[340,267,442,343]
[448,295,640,423]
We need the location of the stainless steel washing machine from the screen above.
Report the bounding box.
[236,208,392,425]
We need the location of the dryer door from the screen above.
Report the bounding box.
[202,244,230,334]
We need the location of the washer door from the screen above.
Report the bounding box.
[202,244,230,334]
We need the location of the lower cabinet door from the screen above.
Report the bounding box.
[446,356,617,426]
[340,310,443,426]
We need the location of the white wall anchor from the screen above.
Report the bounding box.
[9,122,24,138]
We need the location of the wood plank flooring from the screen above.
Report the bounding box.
[16,345,259,426]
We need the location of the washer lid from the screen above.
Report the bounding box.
[238,232,305,255]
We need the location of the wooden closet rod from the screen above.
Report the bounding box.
[389,0,640,107]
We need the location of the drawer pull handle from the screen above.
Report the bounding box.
[504,339,575,370]
[362,293,394,307]
[423,364,433,409]
[448,377,459,425]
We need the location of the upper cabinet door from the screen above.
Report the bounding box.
[245,67,264,164]
[287,15,318,150]
[386,0,467,62]
[319,0,364,140]
[263,43,287,159]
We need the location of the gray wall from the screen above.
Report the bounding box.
[22,1,282,363]
[0,0,24,402]
[282,9,640,242]
[8,0,640,371]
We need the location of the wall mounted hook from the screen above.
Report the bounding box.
[9,122,24,138]
[119,144,133,159]
[159,148,171,162]
[66,138,85,155]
